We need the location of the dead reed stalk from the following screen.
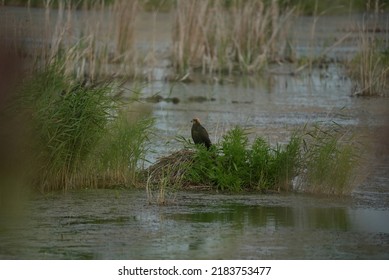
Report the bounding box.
[348,14,389,96]
[172,0,295,74]
[145,149,193,204]
[25,0,140,79]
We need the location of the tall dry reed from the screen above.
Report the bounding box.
[348,23,389,96]
[346,2,389,96]
[32,0,140,80]
[172,0,295,74]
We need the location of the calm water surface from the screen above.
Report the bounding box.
[1,188,388,259]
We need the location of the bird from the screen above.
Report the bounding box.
[191,118,212,149]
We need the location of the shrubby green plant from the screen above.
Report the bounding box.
[166,122,360,195]
[148,121,360,195]
[250,134,301,191]
[185,127,301,192]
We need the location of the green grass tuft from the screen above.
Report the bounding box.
[298,122,360,195]
[16,61,153,191]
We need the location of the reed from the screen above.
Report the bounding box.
[347,4,389,96]
[27,0,140,80]
[297,122,360,195]
[96,110,154,188]
[348,26,389,96]
[172,0,295,75]
[144,149,190,204]
[16,61,153,191]
[146,164,179,205]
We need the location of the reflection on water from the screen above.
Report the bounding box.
[168,203,389,234]
[169,205,353,231]
[350,209,389,234]
[0,190,388,259]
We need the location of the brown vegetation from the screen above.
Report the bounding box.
[172,0,295,74]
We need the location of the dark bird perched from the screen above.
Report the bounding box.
[191,118,212,149]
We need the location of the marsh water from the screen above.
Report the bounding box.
[0,8,389,259]
[1,188,388,259]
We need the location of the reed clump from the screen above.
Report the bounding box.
[348,35,389,96]
[27,0,140,80]
[346,6,389,97]
[15,61,153,192]
[172,0,295,75]
[296,122,361,195]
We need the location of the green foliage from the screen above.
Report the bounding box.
[298,123,360,195]
[218,128,249,190]
[17,62,153,191]
[279,0,389,15]
[96,111,154,185]
[20,63,110,187]
[178,122,360,195]
[147,119,361,196]
[185,127,301,192]
[142,0,174,12]
[247,134,301,191]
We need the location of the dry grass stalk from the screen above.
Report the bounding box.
[172,0,295,74]
[145,149,194,204]
[348,17,389,96]
[355,33,388,96]
[28,0,141,79]
[145,149,194,187]
[113,0,138,55]
[172,1,209,73]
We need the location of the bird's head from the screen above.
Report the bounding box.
[191,118,201,124]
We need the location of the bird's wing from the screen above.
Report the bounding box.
[199,125,210,138]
